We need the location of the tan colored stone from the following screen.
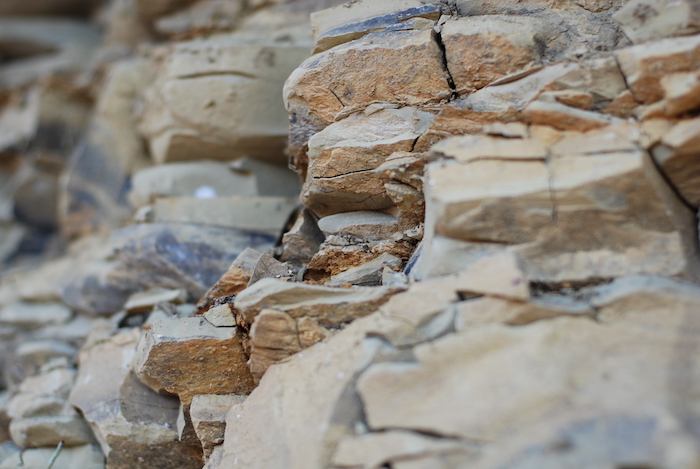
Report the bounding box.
[651,117,700,207]
[124,288,186,314]
[454,251,529,300]
[442,16,547,94]
[196,247,262,314]
[522,100,623,131]
[310,0,440,54]
[0,302,72,330]
[234,278,401,326]
[284,28,451,159]
[645,71,700,118]
[616,34,700,104]
[613,0,700,44]
[134,317,255,404]
[326,253,402,287]
[9,413,95,448]
[431,134,547,162]
[154,0,246,37]
[0,444,104,469]
[248,309,302,380]
[190,394,246,459]
[248,253,295,286]
[279,208,326,265]
[203,304,235,327]
[296,316,332,349]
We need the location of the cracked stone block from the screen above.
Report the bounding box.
[284,28,451,162]
[140,38,310,165]
[616,34,700,104]
[442,15,549,94]
[651,117,700,207]
[301,106,434,217]
[68,329,202,469]
[134,317,255,404]
[310,0,440,54]
[0,444,104,469]
[357,276,700,468]
[234,277,402,326]
[522,99,623,131]
[190,394,246,459]
[613,0,700,44]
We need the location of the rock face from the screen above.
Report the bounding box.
[3,1,700,469]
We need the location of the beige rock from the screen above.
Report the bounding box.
[442,16,548,94]
[326,253,402,287]
[124,288,186,314]
[279,209,326,265]
[302,107,434,216]
[133,0,198,23]
[454,251,529,300]
[430,134,547,162]
[310,0,440,54]
[0,302,72,329]
[154,0,246,37]
[18,368,76,400]
[190,394,246,459]
[613,0,700,44]
[140,38,310,165]
[248,309,302,380]
[331,430,473,469]
[234,278,402,326]
[644,70,700,118]
[228,157,302,197]
[128,161,257,209]
[134,317,255,404]
[651,117,700,207]
[195,247,262,314]
[616,34,700,104]
[0,444,104,469]
[151,196,297,235]
[317,211,399,239]
[248,253,295,286]
[9,413,95,448]
[6,394,66,419]
[68,329,202,469]
[203,304,235,327]
[296,316,332,349]
[284,29,451,159]
[522,100,623,131]
[11,341,77,383]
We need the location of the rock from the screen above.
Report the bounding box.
[133,0,198,23]
[302,107,434,216]
[127,161,257,209]
[643,70,700,118]
[442,16,549,94]
[454,251,529,300]
[228,158,302,197]
[133,317,255,404]
[317,211,399,240]
[522,100,623,131]
[0,302,72,329]
[248,253,294,286]
[213,316,388,469]
[203,304,235,327]
[326,253,402,287]
[279,209,326,265]
[154,0,247,37]
[234,278,402,326]
[6,394,66,419]
[13,172,59,230]
[613,0,700,44]
[0,441,18,464]
[68,329,203,469]
[651,117,700,207]
[9,413,95,448]
[248,309,302,381]
[17,368,76,400]
[310,0,440,54]
[284,29,452,161]
[10,341,77,385]
[195,247,263,314]
[616,34,700,104]
[0,89,38,153]
[150,196,297,235]
[0,0,98,16]
[124,288,187,314]
[0,444,104,469]
[190,394,246,459]
[331,430,472,469]
[139,37,310,165]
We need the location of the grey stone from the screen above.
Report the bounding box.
[326,253,402,287]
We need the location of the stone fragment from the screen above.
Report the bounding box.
[69,329,202,469]
[228,158,302,197]
[616,34,700,104]
[140,38,310,165]
[284,29,451,159]
[6,394,66,419]
[190,394,246,459]
[279,209,326,265]
[651,117,700,207]
[522,100,623,131]
[9,413,95,448]
[302,107,434,216]
[128,161,257,209]
[248,253,295,286]
[235,278,401,326]
[317,211,399,240]
[0,444,104,469]
[454,251,529,300]
[151,196,297,235]
[0,302,71,329]
[134,317,254,404]
[133,0,198,23]
[331,430,472,469]
[430,134,547,162]
[310,0,440,54]
[248,309,302,381]
[643,70,700,118]
[124,288,187,314]
[613,0,700,44]
[296,316,332,349]
[154,0,246,37]
[17,368,76,400]
[10,341,77,384]
[196,248,263,314]
[442,16,548,94]
[203,304,235,327]
[326,253,402,287]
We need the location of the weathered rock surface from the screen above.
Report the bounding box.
[190,394,246,459]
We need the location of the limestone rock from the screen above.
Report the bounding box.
[442,16,548,94]
[0,445,104,469]
[651,117,700,207]
[279,209,326,265]
[234,278,402,326]
[133,0,198,23]
[133,317,254,404]
[522,100,623,131]
[154,0,246,37]
[302,107,434,216]
[9,341,77,385]
[310,0,440,54]
[0,302,72,330]
[9,413,95,448]
[317,211,399,240]
[248,253,295,286]
[68,329,202,469]
[140,38,310,165]
[616,34,700,104]
[284,29,452,161]
[326,253,402,287]
[248,309,302,381]
[124,288,186,314]
[190,394,246,459]
[203,304,235,327]
[613,0,700,44]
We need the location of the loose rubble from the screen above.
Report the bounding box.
[1,0,700,468]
